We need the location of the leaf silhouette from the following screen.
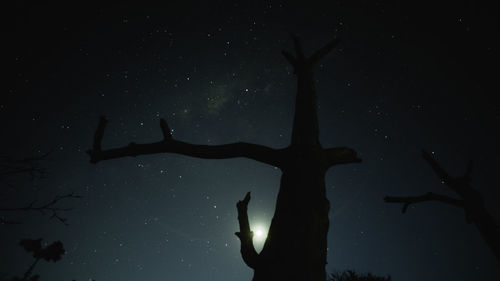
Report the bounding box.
[40,241,65,262]
[19,239,43,258]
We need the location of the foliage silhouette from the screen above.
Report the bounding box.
[20,239,65,262]
[329,270,391,281]
[2,239,65,281]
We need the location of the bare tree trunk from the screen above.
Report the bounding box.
[88,37,361,281]
[385,151,500,261]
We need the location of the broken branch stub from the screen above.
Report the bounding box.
[235,192,259,269]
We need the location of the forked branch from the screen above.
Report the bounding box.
[423,150,474,192]
[281,36,340,69]
[87,117,283,167]
[422,150,454,186]
[309,37,340,65]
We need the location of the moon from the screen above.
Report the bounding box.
[253,224,268,243]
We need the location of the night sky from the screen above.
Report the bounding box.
[3,1,499,281]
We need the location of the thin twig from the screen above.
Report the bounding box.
[0,193,82,225]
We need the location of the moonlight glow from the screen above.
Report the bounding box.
[253,224,268,243]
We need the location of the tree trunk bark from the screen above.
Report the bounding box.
[385,150,500,261]
[237,161,330,281]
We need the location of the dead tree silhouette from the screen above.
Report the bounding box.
[385,150,500,261]
[87,37,361,281]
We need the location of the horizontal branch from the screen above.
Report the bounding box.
[235,192,259,269]
[323,147,362,168]
[88,117,283,167]
[384,192,464,213]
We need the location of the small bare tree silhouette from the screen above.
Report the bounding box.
[385,150,500,260]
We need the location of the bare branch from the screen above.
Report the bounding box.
[159,118,172,140]
[88,117,283,167]
[89,115,108,155]
[0,193,82,226]
[385,151,500,260]
[292,35,305,60]
[422,150,475,192]
[282,37,340,72]
[309,37,340,65]
[0,153,50,181]
[323,147,361,168]
[235,192,259,269]
[384,192,464,213]
[281,50,297,67]
[422,150,453,185]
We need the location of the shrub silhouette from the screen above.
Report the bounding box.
[2,239,65,281]
[329,270,391,281]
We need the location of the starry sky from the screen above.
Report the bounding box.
[2,1,499,280]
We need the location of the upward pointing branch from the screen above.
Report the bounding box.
[309,37,340,65]
[91,116,108,154]
[292,36,306,60]
[159,119,172,140]
[235,192,259,269]
[422,151,453,186]
[281,36,340,147]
